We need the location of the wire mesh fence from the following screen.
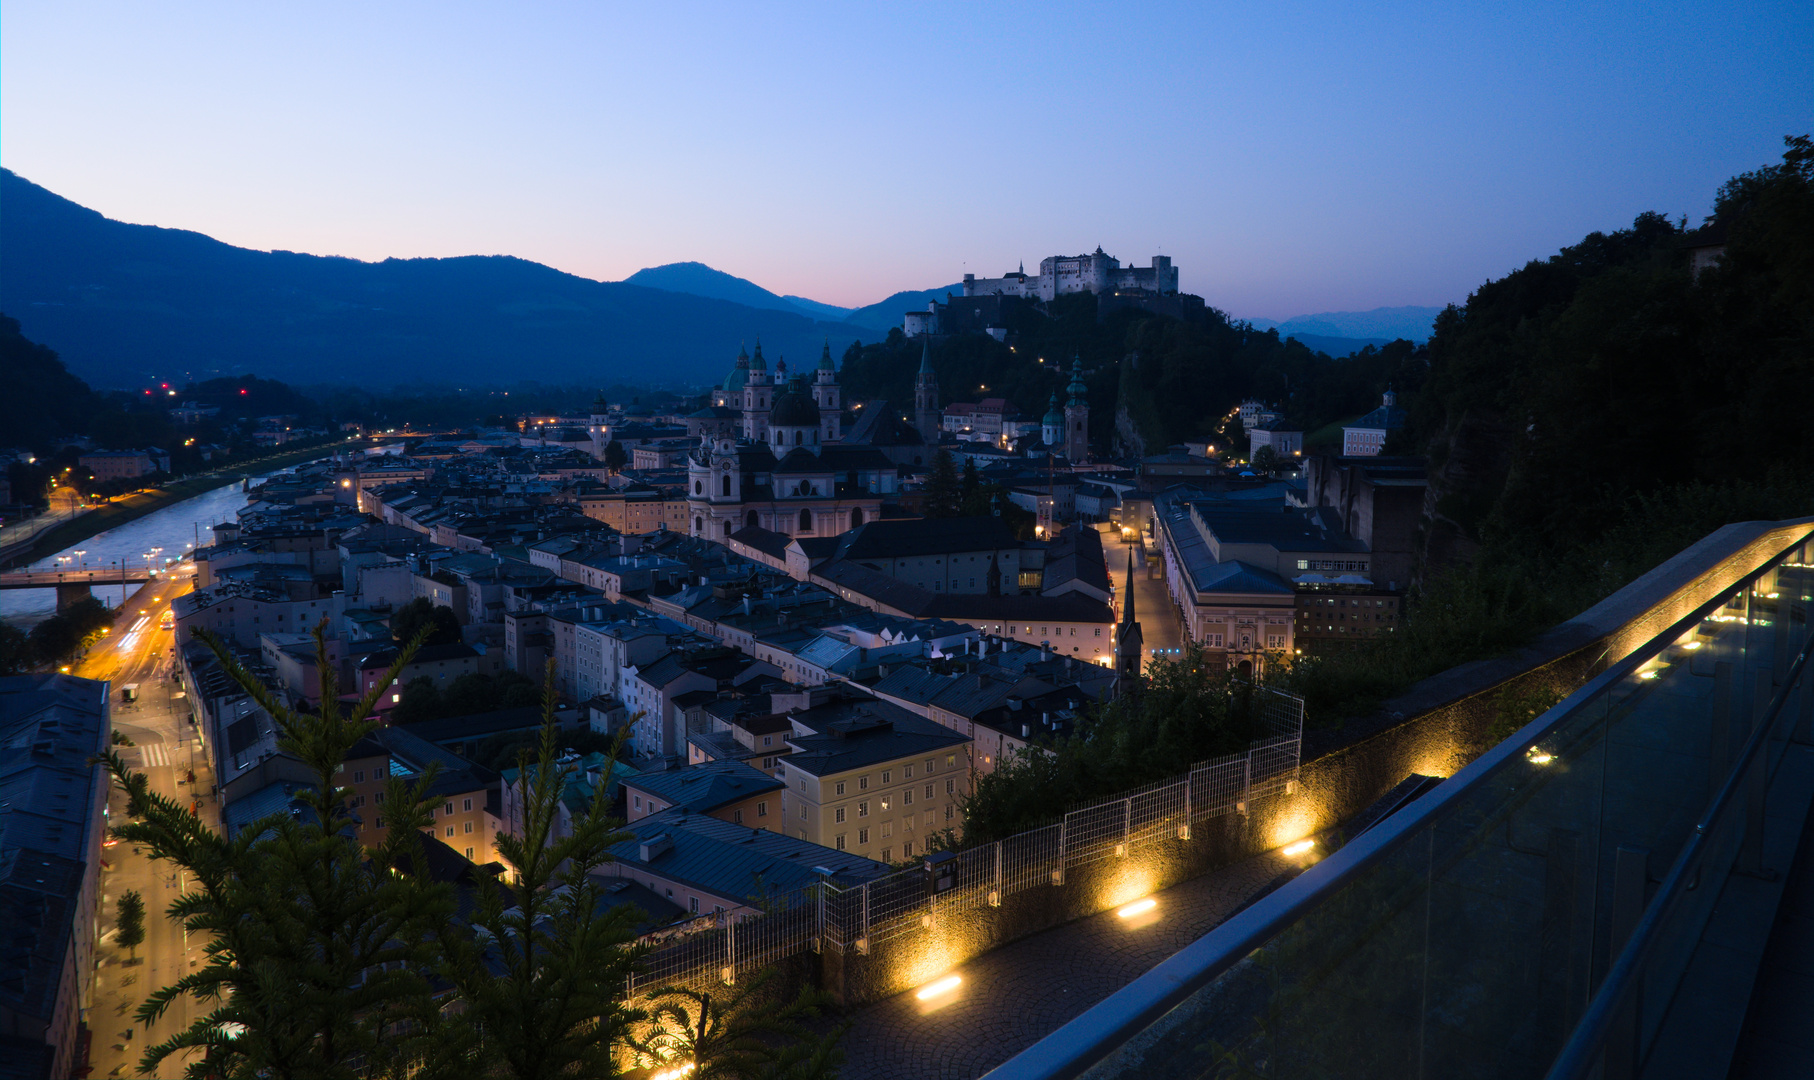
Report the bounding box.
[624,687,1304,993]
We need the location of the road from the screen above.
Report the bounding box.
[1099,523,1184,672]
[74,563,218,1079]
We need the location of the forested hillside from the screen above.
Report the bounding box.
[837,293,1420,456]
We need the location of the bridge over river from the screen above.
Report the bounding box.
[0,566,160,610]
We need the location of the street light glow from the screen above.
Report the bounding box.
[1116,898,1157,918]
[1282,838,1316,857]
[916,974,961,1000]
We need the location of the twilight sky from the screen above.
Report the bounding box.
[3,1,1809,319]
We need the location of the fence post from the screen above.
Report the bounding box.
[991,840,1002,906]
[1237,755,1252,816]
[1053,818,1067,886]
[859,883,870,954]
[1120,797,1132,856]
[723,917,736,986]
[1181,768,1194,840]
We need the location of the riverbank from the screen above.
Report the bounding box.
[0,439,349,570]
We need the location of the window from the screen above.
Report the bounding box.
[945,805,955,821]
[924,783,934,799]
[733,809,744,824]
[881,795,891,811]
[445,825,455,837]
[882,770,892,784]
[354,770,365,784]
[375,792,386,804]
[690,897,700,913]
[721,475,731,496]
[858,828,869,845]
[881,822,892,838]
[858,800,870,818]
[375,817,385,829]
[835,781,846,796]
[882,847,892,862]
[835,807,846,823]
[904,788,914,805]
[903,840,914,857]
[946,754,956,767]
[464,821,473,834]
[465,847,474,859]
[925,759,935,772]
[444,802,454,815]
[757,800,768,817]
[946,779,956,795]
[799,804,807,819]
[859,776,869,790]
[925,811,934,825]
[463,798,473,812]
[763,735,772,746]
[904,764,913,779]
[634,795,642,810]
[835,834,846,851]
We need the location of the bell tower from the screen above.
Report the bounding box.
[1063,357,1090,462]
[815,339,842,442]
[914,336,940,446]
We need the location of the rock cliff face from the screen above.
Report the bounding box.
[1415,407,1517,588]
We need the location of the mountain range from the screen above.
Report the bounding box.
[1242,306,1443,343]
[0,167,1433,389]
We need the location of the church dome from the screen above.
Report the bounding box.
[769,376,821,427]
[1042,391,1064,427]
[722,344,750,392]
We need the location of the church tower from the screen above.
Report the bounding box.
[1115,548,1144,688]
[815,339,842,442]
[588,391,610,461]
[1063,357,1090,462]
[743,340,773,440]
[1041,392,1063,449]
[913,336,941,446]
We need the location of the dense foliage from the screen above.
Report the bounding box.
[962,653,1269,843]
[1286,136,1814,723]
[390,669,542,725]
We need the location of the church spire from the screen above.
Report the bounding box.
[1120,548,1137,628]
[1115,547,1145,687]
[819,337,834,370]
[919,333,933,374]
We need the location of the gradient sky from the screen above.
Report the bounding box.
[3,2,1809,319]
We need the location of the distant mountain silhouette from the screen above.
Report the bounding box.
[0,170,872,389]
[1245,305,1442,343]
[845,284,966,333]
[780,294,855,322]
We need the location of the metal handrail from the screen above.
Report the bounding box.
[1545,619,1814,1080]
[983,533,1810,1080]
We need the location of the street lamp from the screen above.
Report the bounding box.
[73,549,87,568]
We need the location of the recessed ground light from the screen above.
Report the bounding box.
[916,974,961,1000]
[1282,838,1316,857]
[1117,898,1157,918]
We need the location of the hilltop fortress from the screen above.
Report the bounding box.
[906,247,1195,338]
[961,248,1178,301]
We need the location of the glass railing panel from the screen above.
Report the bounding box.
[1025,532,1814,1080]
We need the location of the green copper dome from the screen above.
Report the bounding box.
[818,338,835,371]
[1043,391,1063,427]
[1066,357,1088,405]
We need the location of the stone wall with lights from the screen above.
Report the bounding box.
[814,518,1813,1008]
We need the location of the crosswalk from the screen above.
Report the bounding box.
[134,742,173,768]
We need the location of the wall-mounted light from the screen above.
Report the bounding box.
[916,974,961,1000]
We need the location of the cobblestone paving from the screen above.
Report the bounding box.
[835,849,1300,1080]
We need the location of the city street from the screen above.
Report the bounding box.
[1098,522,1184,671]
[72,563,217,1079]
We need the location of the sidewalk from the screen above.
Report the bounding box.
[835,847,1300,1080]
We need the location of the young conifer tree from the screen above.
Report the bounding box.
[102,623,460,1080]
[439,662,646,1080]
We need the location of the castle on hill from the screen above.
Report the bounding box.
[961,247,1178,301]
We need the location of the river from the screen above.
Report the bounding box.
[2,474,275,627]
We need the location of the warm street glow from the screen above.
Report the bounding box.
[1282,838,1316,857]
[916,974,961,1000]
[1116,898,1156,918]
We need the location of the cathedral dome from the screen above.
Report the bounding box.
[1043,391,1064,427]
[769,376,821,427]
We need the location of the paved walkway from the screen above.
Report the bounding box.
[835,848,1300,1079]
